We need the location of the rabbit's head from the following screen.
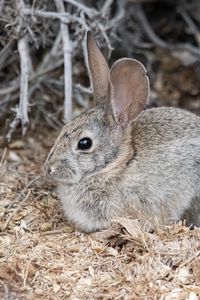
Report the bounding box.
[45,32,150,184]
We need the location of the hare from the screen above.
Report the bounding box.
[45,31,200,232]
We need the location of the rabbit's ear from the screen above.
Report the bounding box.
[110,58,150,124]
[87,31,110,104]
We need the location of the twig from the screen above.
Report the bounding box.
[0,0,5,13]
[22,7,90,32]
[128,0,158,2]
[0,78,20,96]
[74,92,88,108]
[136,5,168,48]
[38,105,63,130]
[0,57,64,97]
[6,36,31,141]
[37,30,62,72]
[178,6,200,47]
[0,148,7,170]
[0,95,20,120]
[17,37,30,130]
[6,0,32,141]
[179,250,200,268]
[22,7,90,34]
[182,1,200,10]
[22,7,114,55]
[64,0,97,18]
[23,260,32,287]
[0,40,15,71]
[136,4,200,61]
[74,83,92,95]
[99,0,125,58]
[109,0,125,28]
[54,0,73,122]
[101,0,114,18]
[1,0,121,130]
[40,229,65,236]
[0,280,9,300]
[7,175,41,210]
[22,8,71,20]
[3,190,32,230]
[98,23,114,58]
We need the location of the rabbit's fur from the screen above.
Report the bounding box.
[45,32,200,232]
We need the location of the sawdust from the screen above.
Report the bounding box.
[0,128,200,300]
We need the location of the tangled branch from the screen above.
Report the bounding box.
[0,0,200,140]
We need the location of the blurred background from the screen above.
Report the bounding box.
[0,0,200,139]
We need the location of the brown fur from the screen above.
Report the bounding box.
[44,32,200,232]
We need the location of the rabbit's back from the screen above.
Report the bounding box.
[122,107,200,226]
[132,107,200,152]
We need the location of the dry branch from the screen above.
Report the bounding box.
[54,0,72,122]
[178,7,200,47]
[3,189,32,230]
[6,0,32,141]
[6,36,31,141]
[0,280,9,300]
[101,0,114,17]
[1,0,200,138]
[64,0,97,18]
[136,4,200,64]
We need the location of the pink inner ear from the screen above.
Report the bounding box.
[110,58,150,124]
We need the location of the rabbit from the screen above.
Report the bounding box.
[44,31,200,233]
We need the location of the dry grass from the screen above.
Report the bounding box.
[0,128,200,300]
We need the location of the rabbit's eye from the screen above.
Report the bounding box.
[78,137,92,150]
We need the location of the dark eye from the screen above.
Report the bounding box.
[78,137,92,150]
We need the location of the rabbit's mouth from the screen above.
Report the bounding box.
[52,176,74,184]
[46,165,81,184]
[49,173,76,184]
